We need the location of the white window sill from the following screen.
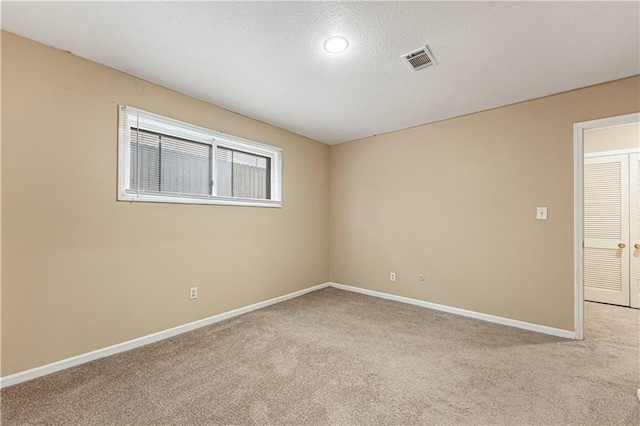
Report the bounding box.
[118,192,282,208]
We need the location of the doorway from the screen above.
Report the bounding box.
[574,113,640,340]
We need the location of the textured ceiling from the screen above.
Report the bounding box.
[2,2,639,145]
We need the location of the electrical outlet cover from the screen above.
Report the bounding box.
[536,207,548,220]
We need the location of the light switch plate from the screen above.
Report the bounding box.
[536,207,548,220]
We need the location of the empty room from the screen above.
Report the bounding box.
[1,1,639,425]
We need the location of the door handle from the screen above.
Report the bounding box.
[635,244,640,249]
[618,243,626,249]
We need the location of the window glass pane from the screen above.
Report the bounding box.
[216,147,233,198]
[130,129,211,196]
[160,135,211,195]
[216,147,271,200]
[130,129,160,192]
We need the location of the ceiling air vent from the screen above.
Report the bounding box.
[402,46,436,72]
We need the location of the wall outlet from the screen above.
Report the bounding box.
[189,287,198,300]
[390,272,396,282]
[536,207,548,220]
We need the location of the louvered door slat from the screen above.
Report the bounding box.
[584,154,630,306]
[584,248,622,290]
[584,161,622,240]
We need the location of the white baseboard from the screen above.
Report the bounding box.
[328,282,576,339]
[0,282,330,389]
[1,280,575,388]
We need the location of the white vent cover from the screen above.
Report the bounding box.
[402,46,436,72]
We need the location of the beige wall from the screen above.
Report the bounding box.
[329,76,640,331]
[584,122,639,153]
[1,32,329,376]
[3,29,640,378]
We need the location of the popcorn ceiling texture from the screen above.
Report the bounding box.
[2,2,639,144]
[2,288,638,425]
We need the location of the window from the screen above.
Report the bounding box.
[118,106,282,207]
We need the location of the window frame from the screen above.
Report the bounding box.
[118,105,282,208]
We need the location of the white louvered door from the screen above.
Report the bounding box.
[584,155,630,306]
[630,153,640,308]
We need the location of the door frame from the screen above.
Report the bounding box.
[573,112,640,340]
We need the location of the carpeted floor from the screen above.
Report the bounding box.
[1,287,639,425]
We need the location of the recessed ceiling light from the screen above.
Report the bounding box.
[323,36,349,54]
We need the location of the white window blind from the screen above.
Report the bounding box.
[118,106,282,207]
[216,147,271,200]
[130,129,213,196]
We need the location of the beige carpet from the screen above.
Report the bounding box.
[2,288,639,425]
